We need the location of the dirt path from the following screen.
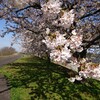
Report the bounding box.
[0,74,10,100]
[0,54,21,67]
[0,54,22,100]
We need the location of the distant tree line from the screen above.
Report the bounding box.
[0,47,17,56]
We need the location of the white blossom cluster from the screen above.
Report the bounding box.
[68,63,100,82]
[70,34,83,52]
[68,75,82,83]
[42,30,72,62]
[59,9,75,29]
[41,0,62,14]
[41,0,75,28]
[42,28,83,63]
[52,9,75,29]
[79,64,100,81]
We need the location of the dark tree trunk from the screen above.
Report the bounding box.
[73,49,87,60]
[46,51,51,63]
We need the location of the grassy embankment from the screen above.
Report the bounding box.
[0,56,100,100]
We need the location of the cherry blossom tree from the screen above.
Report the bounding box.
[0,0,100,82]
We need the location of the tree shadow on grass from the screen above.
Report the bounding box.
[8,57,100,100]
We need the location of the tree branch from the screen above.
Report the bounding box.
[84,34,100,49]
[80,9,100,19]
[16,3,41,13]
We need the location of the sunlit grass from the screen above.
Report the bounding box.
[0,56,100,100]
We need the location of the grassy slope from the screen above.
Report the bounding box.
[0,56,100,100]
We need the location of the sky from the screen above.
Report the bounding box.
[0,19,21,52]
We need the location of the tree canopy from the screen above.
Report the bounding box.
[0,0,100,82]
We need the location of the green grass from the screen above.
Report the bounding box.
[0,56,100,100]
